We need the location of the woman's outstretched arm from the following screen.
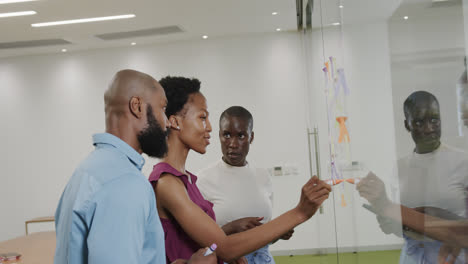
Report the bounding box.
[155,174,330,263]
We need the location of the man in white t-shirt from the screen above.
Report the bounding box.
[359,91,468,264]
[198,106,293,264]
[398,91,468,264]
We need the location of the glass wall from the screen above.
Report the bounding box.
[302,0,468,262]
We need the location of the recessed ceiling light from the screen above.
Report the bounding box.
[331,22,341,26]
[202,35,208,39]
[404,16,409,20]
[272,12,278,15]
[31,14,135,27]
[61,49,67,52]
[339,5,344,8]
[0,10,36,18]
[0,0,37,4]
[276,28,281,31]
[131,42,136,46]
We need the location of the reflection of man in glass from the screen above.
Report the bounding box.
[358,91,468,264]
[398,91,468,263]
[403,91,441,154]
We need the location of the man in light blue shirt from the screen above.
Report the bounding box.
[54,70,217,264]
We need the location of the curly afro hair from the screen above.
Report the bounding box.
[159,76,201,117]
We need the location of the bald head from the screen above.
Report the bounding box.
[403,91,441,154]
[104,69,161,117]
[103,69,169,157]
[403,91,439,120]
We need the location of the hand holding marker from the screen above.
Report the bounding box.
[204,244,217,256]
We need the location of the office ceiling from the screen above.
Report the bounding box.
[0,0,297,58]
[1,0,453,58]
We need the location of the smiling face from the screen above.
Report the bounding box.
[405,99,441,154]
[176,92,212,154]
[219,115,253,167]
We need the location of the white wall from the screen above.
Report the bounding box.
[0,24,406,254]
[0,33,317,250]
[465,0,468,59]
[389,8,468,157]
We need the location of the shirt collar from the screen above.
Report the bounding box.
[220,158,249,169]
[92,133,145,170]
[412,143,445,159]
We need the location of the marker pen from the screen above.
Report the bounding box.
[324,178,361,186]
[204,244,217,256]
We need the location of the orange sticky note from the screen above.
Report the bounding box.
[325,62,331,79]
[336,116,350,143]
[341,194,347,207]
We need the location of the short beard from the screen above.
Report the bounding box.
[137,105,168,158]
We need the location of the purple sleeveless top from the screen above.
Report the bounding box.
[149,162,218,264]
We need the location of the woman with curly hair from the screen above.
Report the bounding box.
[149,76,331,264]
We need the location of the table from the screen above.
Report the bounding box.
[0,231,55,264]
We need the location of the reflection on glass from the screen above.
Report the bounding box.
[308,0,468,262]
[359,91,468,263]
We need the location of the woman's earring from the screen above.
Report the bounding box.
[176,126,180,130]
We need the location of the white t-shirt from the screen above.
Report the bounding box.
[197,160,273,227]
[397,143,468,217]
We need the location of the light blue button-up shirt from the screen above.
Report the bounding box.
[54,133,165,264]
